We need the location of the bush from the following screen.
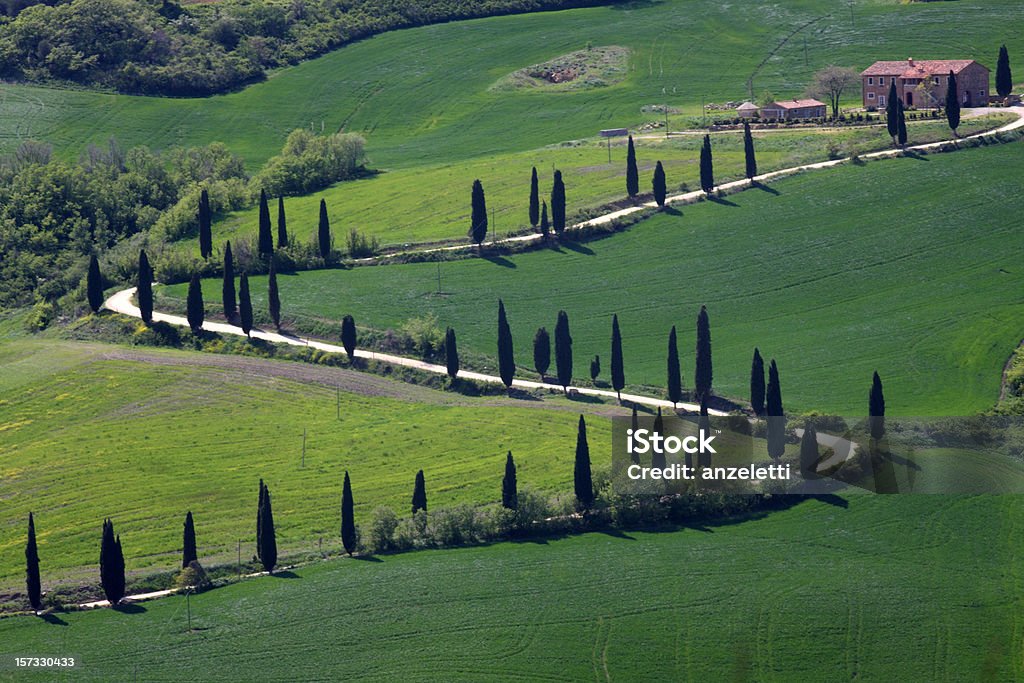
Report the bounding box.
[401,313,445,358]
[368,506,400,553]
[252,130,366,196]
[174,561,211,592]
[346,228,380,258]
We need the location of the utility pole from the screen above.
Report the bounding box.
[436,263,442,295]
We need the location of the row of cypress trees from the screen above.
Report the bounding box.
[474,168,568,247]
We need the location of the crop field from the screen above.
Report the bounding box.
[0,0,1020,170]
[1,495,1022,681]
[163,143,1024,416]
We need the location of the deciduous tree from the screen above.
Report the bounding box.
[807,66,858,120]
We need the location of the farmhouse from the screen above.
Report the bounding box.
[860,58,990,109]
[736,101,759,118]
[760,99,826,120]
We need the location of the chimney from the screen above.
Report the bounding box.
[907,57,914,67]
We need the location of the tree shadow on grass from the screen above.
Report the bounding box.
[114,603,147,614]
[708,195,739,207]
[40,613,68,626]
[599,528,636,540]
[567,392,606,405]
[752,181,780,195]
[482,253,516,268]
[663,206,683,216]
[559,240,596,256]
[353,555,384,563]
[270,570,301,579]
[508,387,542,401]
[902,150,930,161]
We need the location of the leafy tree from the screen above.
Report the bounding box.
[198,188,212,260]
[799,422,819,479]
[651,408,666,470]
[625,135,639,197]
[341,471,356,556]
[997,45,1013,98]
[766,359,785,460]
[574,415,594,511]
[945,71,960,135]
[806,66,858,120]
[26,512,42,611]
[555,310,573,393]
[529,167,540,227]
[897,99,908,148]
[341,314,357,359]
[533,327,551,378]
[539,201,550,238]
[886,80,900,144]
[99,518,125,605]
[590,355,601,381]
[610,314,624,400]
[666,325,681,408]
[137,249,153,325]
[186,272,204,333]
[257,189,273,257]
[86,254,104,313]
[497,299,516,390]
[551,170,566,235]
[445,326,459,380]
[318,198,331,259]
[699,135,714,194]
[182,511,197,569]
[222,241,236,322]
[470,179,488,247]
[869,371,886,441]
[743,121,757,180]
[750,347,766,416]
[652,160,667,207]
[277,196,289,248]
[694,305,712,400]
[502,451,518,510]
[238,273,253,337]
[268,259,281,331]
[258,483,277,573]
[412,469,427,515]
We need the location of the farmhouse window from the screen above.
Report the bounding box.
[867,77,874,85]
[979,90,986,99]
[878,95,885,106]
[932,76,940,85]
[879,77,886,85]
[867,92,875,100]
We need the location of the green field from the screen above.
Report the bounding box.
[1,495,1022,681]
[0,339,615,587]
[163,143,1024,416]
[1,0,1020,171]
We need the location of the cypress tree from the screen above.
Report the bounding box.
[137,249,153,325]
[799,422,819,479]
[182,511,197,569]
[555,310,573,393]
[997,45,1013,98]
[239,273,253,337]
[694,305,712,400]
[268,259,281,330]
[610,314,624,401]
[886,80,900,144]
[341,471,356,556]
[99,519,125,605]
[743,121,757,180]
[897,99,908,148]
[750,347,766,416]
[26,512,41,611]
[318,199,331,260]
[470,179,488,247]
[502,451,518,510]
[945,71,960,135]
[497,299,516,390]
[529,167,540,227]
[699,135,714,194]
[258,484,277,574]
[411,469,427,515]
[766,359,785,460]
[533,326,551,378]
[86,254,103,313]
[256,479,265,559]
[590,355,601,381]
[186,272,204,333]
[341,314,357,359]
[630,407,640,465]
[539,201,550,239]
[445,326,459,380]
[698,397,712,468]
[277,196,289,248]
[625,134,639,197]
[551,170,566,235]
[869,371,886,441]
[222,241,236,322]
[198,188,212,260]
[651,408,666,469]
[573,415,594,511]
[666,325,681,408]
[257,189,273,257]
[652,160,667,207]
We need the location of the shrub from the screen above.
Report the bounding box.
[401,313,445,358]
[368,506,400,553]
[174,561,211,592]
[346,228,380,258]
[252,130,366,196]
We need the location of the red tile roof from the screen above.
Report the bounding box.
[861,59,983,78]
[767,99,826,109]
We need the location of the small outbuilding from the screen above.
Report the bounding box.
[736,101,759,118]
[760,98,827,120]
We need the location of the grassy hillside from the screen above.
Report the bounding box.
[0,0,1019,170]
[2,495,1022,680]
[0,340,613,587]
[163,143,1024,415]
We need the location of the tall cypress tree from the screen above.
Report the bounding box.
[470,179,488,247]
[99,519,125,605]
[256,479,265,559]
[258,484,277,574]
[799,422,819,479]
[551,170,566,235]
[896,99,908,148]
[625,135,639,197]
[239,273,253,337]
[630,407,640,465]
[26,512,41,611]
[573,415,594,511]
[411,470,427,515]
[652,160,667,207]
[997,45,1013,98]
[198,188,212,260]
[87,254,103,313]
[445,326,459,380]
[529,167,540,227]
[137,249,153,325]
[318,199,331,260]
[533,327,551,378]
[743,121,757,180]
[555,310,573,393]
[277,196,289,248]
[590,355,601,381]
[699,135,714,194]
[869,371,886,441]
[651,408,666,470]
[610,314,625,400]
[697,397,712,468]
[539,201,550,239]
[222,241,236,322]
[268,259,281,330]
[694,305,712,400]
[502,451,518,510]
[750,347,766,416]
[341,314,357,359]
[341,471,356,556]
[886,80,900,144]
[945,71,960,135]
[186,272,204,333]
[257,189,273,257]
[766,359,785,460]
[497,299,516,390]
[667,325,681,408]
[182,511,197,569]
